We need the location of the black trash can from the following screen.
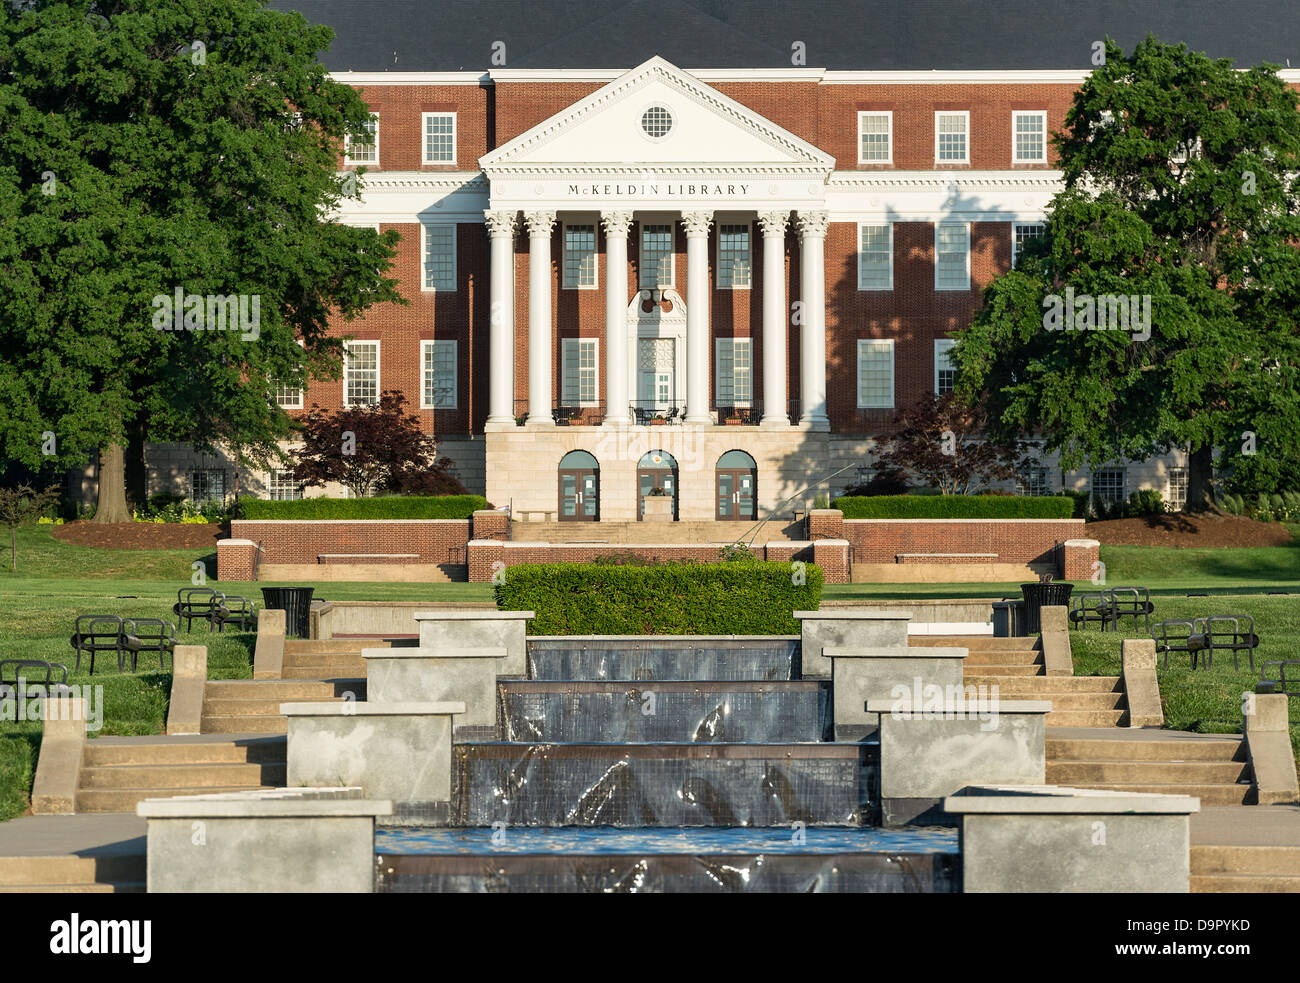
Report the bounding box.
[260,586,315,638]
[992,599,1027,637]
[1020,582,1074,636]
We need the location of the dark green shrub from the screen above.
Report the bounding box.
[831,495,1074,519]
[238,494,489,520]
[495,561,823,635]
[1128,489,1166,516]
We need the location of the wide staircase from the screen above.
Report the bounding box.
[910,635,1127,727]
[1190,844,1300,892]
[0,852,146,894]
[509,518,802,544]
[1045,733,1253,806]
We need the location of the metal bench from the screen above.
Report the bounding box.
[0,659,70,700]
[1261,661,1300,694]
[173,587,219,632]
[69,614,126,675]
[1152,615,1259,671]
[209,592,257,633]
[1070,586,1154,633]
[120,618,177,672]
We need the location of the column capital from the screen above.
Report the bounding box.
[797,210,831,239]
[679,210,714,237]
[524,210,557,237]
[600,210,634,237]
[757,211,790,237]
[483,210,517,238]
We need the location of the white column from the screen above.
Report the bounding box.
[524,210,556,427]
[758,211,790,427]
[797,210,830,429]
[484,210,517,426]
[601,211,633,427]
[681,210,713,425]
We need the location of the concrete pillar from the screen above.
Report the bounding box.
[758,211,789,427]
[524,210,556,427]
[601,211,633,427]
[797,211,830,429]
[681,210,713,425]
[484,210,517,425]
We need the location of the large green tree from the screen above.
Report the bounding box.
[0,0,402,519]
[955,37,1300,507]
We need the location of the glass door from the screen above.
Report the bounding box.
[716,470,756,520]
[559,469,598,522]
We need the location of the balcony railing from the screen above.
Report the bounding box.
[505,399,801,426]
[513,399,607,426]
[715,400,802,425]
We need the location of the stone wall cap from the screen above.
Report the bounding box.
[361,646,507,660]
[281,701,467,716]
[843,518,1085,524]
[232,519,469,524]
[809,509,843,515]
[827,646,967,659]
[137,789,394,818]
[943,785,1200,815]
[413,610,534,621]
[811,538,850,546]
[217,538,257,546]
[866,699,1053,713]
[795,609,912,620]
[530,635,799,643]
[1064,538,1102,547]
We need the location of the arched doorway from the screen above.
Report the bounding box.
[715,450,757,521]
[558,450,599,522]
[637,450,678,520]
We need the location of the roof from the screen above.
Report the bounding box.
[264,0,1300,73]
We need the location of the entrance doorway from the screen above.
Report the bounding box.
[715,450,757,521]
[558,450,599,521]
[637,450,678,520]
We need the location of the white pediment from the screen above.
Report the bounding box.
[481,56,835,174]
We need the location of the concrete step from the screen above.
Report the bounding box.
[204,679,349,699]
[965,665,1044,677]
[284,639,392,655]
[1015,692,1125,710]
[80,762,286,789]
[1191,873,1300,893]
[511,520,802,545]
[83,738,285,766]
[280,665,368,680]
[1043,709,1127,727]
[202,696,349,717]
[201,714,289,734]
[1047,761,1251,784]
[0,882,145,893]
[1058,782,1252,806]
[75,785,280,813]
[962,650,1044,666]
[0,854,145,887]
[965,675,1120,692]
[911,636,1039,651]
[1191,845,1300,877]
[1046,738,1245,762]
[281,652,371,667]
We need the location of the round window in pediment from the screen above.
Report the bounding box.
[641,105,673,140]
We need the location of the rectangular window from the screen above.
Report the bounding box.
[422,223,456,291]
[935,111,969,163]
[563,224,598,289]
[1091,467,1127,505]
[857,339,894,409]
[188,469,225,504]
[1013,111,1047,163]
[935,223,970,291]
[1167,467,1188,511]
[267,469,302,501]
[640,224,674,287]
[344,114,378,165]
[858,224,893,290]
[343,340,379,406]
[717,224,752,288]
[274,381,302,409]
[858,111,892,163]
[421,339,457,409]
[422,112,456,164]
[934,339,957,395]
[561,338,598,406]
[1012,222,1045,269]
[715,338,752,405]
[1017,467,1049,497]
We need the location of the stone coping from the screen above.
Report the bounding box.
[530,634,799,642]
[280,701,467,716]
[1064,538,1101,547]
[137,788,394,818]
[943,785,1200,815]
[413,610,534,621]
[218,538,256,546]
[866,699,1053,713]
[843,518,1086,524]
[795,609,912,621]
[826,646,967,659]
[233,519,470,524]
[361,646,506,660]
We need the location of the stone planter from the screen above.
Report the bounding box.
[642,497,674,522]
[794,608,912,677]
[413,609,534,676]
[825,644,967,741]
[363,646,504,739]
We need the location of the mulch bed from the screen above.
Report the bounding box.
[1085,513,1293,548]
[51,521,227,550]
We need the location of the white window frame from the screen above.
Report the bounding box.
[1091,467,1127,505]
[420,339,458,410]
[562,222,599,290]
[857,111,892,164]
[716,224,752,289]
[421,111,457,164]
[273,338,307,410]
[421,222,457,292]
[343,113,378,166]
[343,339,380,407]
[934,110,970,164]
[857,223,893,290]
[1017,466,1050,497]
[1011,222,1045,269]
[188,469,226,504]
[934,339,957,396]
[1012,110,1048,163]
[1167,467,1189,511]
[857,339,895,409]
[267,469,302,501]
[561,337,600,407]
[639,223,675,288]
[934,222,971,291]
[715,337,752,407]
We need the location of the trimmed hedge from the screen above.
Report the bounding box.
[495,561,824,635]
[832,494,1075,519]
[238,495,489,520]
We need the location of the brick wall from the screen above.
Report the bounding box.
[217,539,257,581]
[844,518,1087,566]
[230,520,472,565]
[1062,538,1101,581]
[471,509,509,540]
